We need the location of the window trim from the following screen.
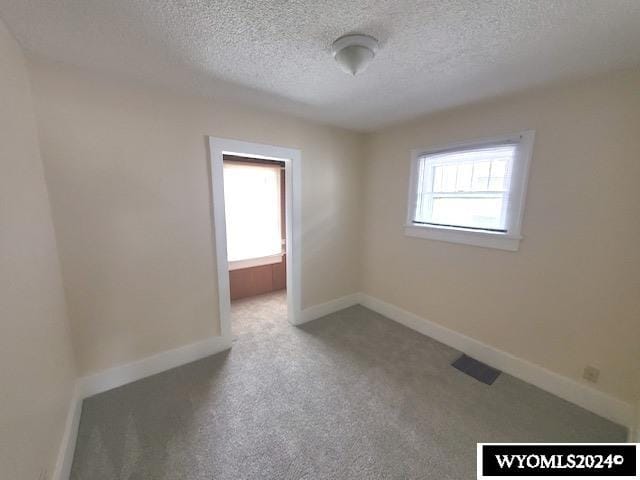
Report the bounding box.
[228,252,284,271]
[405,130,535,251]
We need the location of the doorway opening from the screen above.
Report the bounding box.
[208,138,301,340]
[224,155,286,334]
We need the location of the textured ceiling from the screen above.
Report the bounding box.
[1,0,639,131]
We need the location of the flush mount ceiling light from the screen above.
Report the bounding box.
[331,34,379,76]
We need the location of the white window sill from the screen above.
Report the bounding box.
[404,224,521,251]
[228,253,284,271]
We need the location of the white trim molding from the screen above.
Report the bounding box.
[208,137,302,334]
[78,335,231,398]
[404,224,522,251]
[405,130,535,251]
[298,293,361,325]
[228,253,284,271]
[52,385,82,480]
[51,293,636,480]
[359,293,635,429]
[52,334,231,479]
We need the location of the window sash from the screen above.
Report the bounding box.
[405,131,534,251]
[223,162,282,263]
[412,142,518,233]
[424,192,506,198]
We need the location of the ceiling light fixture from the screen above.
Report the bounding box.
[331,34,379,76]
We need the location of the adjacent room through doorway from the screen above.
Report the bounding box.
[223,155,287,335]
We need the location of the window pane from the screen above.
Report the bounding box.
[488,159,507,191]
[441,165,457,192]
[456,163,473,191]
[432,165,443,192]
[471,161,491,190]
[223,163,282,262]
[414,143,517,231]
[430,196,505,230]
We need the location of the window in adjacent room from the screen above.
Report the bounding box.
[405,131,534,251]
[223,160,284,270]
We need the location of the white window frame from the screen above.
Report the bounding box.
[228,253,285,271]
[405,130,535,251]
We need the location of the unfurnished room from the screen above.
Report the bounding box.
[1,1,639,479]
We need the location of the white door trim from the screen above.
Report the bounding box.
[208,137,302,336]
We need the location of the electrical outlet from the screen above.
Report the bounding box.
[583,366,600,383]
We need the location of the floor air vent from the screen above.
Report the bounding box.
[452,354,501,385]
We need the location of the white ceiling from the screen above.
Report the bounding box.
[1,0,639,131]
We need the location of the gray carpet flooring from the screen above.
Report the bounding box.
[70,291,625,479]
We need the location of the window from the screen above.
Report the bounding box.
[223,161,283,269]
[406,131,534,250]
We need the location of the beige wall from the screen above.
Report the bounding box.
[361,69,640,404]
[21,47,638,414]
[0,15,634,476]
[0,21,76,480]
[29,60,364,376]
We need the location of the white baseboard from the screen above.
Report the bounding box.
[52,385,82,480]
[359,293,635,430]
[50,291,359,480]
[54,335,232,479]
[298,293,361,325]
[52,296,355,479]
[51,294,637,480]
[78,335,232,399]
